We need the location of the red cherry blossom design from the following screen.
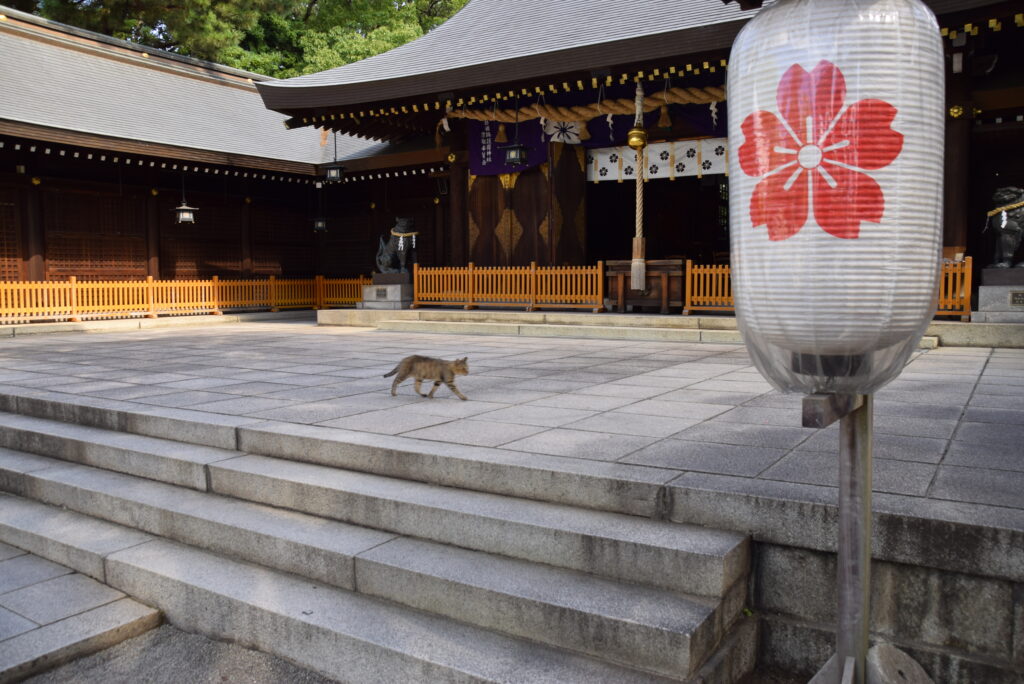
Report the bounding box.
[738,61,903,240]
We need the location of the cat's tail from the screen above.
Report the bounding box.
[383,366,399,378]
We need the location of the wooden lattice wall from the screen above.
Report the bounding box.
[43,187,147,280]
[0,188,21,281]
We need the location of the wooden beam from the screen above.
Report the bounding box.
[0,120,319,176]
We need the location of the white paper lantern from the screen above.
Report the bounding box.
[727,0,945,394]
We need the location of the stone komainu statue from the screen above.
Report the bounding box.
[986,186,1024,268]
[375,217,418,274]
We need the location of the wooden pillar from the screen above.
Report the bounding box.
[146,191,160,278]
[943,49,970,249]
[241,198,253,277]
[23,184,44,281]
[434,196,445,267]
[449,162,468,265]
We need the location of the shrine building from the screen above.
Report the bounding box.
[1,0,1021,294]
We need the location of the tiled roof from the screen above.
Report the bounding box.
[0,6,384,165]
[257,0,1004,113]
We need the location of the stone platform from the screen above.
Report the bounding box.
[0,320,1020,681]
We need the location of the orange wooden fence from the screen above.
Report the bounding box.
[413,262,605,312]
[935,257,973,321]
[0,275,370,324]
[683,260,734,314]
[683,258,974,320]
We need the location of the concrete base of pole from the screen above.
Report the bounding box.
[810,645,934,684]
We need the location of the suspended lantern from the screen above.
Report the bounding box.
[323,131,345,183]
[173,174,197,224]
[501,142,528,166]
[323,163,345,183]
[313,217,327,232]
[727,0,945,396]
[502,97,528,166]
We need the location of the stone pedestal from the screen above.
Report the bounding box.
[358,273,413,309]
[973,286,1024,322]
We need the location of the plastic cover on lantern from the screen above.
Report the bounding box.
[726,0,945,395]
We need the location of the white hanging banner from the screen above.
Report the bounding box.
[586,138,727,182]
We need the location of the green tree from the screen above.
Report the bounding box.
[30,0,469,77]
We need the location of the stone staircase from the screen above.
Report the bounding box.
[0,392,757,683]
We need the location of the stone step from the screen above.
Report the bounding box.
[0,392,681,518]
[0,492,755,681]
[376,318,743,343]
[210,454,749,598]
[0,409,748,598]
[0,412,240,490]
[0,453,746,677]
[0,543,160,682]
[106,538,676,683]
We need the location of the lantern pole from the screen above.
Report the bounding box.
[804,393,874,684]
[837,394,871,683]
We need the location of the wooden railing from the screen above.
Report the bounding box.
[683,260,734,314]
[683,258,974,320]
[935,257,972,321]
[413,262,605,312]
[0,275,370,324]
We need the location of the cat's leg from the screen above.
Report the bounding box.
[446,381,468,401]
[414,379,428,397]
[391,370,408,396]
[427,381,442,398]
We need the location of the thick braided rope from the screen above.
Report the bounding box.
[634,83,644,242]
[630,83,646,291]
[446,86,725,124]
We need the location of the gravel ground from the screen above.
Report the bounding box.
[26,624,338,684]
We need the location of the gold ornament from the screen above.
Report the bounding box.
[626,126,648,150]
[433,197,440,205]
[150,188,159,196]
[948,105,964,119]
[447,153,457,163]
[30,177,41,186]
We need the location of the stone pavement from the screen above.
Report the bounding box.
[24,624,339,684]
[0,318,1020,515]
[0,541,158,680]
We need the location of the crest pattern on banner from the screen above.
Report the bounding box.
[586,138,728,182]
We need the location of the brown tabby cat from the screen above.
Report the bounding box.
[384,355,469,400]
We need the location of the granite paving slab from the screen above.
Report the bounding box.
[501,429,656,462]
[0,573,124,625]
[0,555,72,594]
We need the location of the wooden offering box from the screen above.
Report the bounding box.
[605,259,684,314]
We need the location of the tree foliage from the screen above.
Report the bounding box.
[26,0,469,77]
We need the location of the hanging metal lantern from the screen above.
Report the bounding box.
[173,174,197,223]
[323,163,345,183]
[173,202,198,224]
[502,142,528,166]
[727,0,945,395]
[324,131,345,182]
